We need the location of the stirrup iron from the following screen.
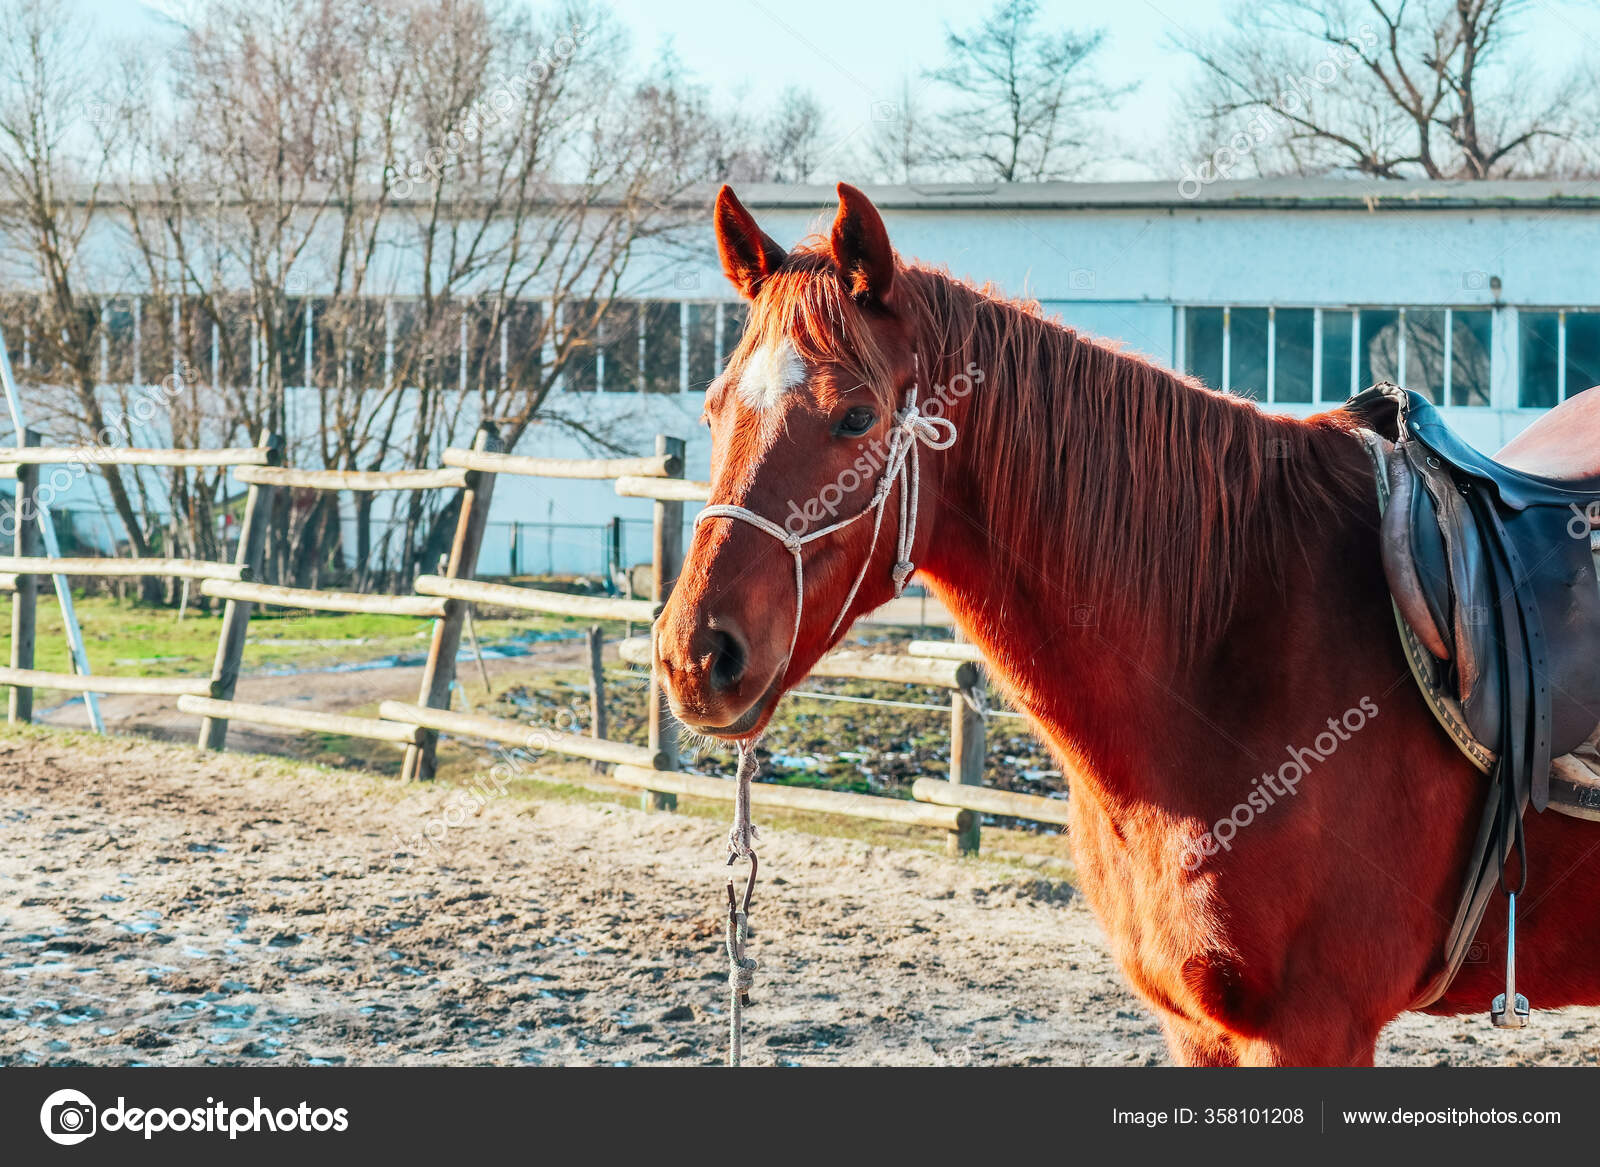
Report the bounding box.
[1489,892,1531,1029]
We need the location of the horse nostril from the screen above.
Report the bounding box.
[706,628,747,691]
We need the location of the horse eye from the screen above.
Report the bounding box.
[834,406,877,437]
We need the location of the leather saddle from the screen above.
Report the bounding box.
[1349,383,1600,1008]
[1349,383,1600,811]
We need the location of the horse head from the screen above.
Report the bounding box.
[655,183,959,738]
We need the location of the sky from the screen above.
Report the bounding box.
[92,0,1600,182]
[605,0,1239,179]
[597,0,1600,180]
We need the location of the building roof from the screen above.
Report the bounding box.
[19,176,1600,215]
[732,177,1600,212]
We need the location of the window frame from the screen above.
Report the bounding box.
[1519,308,1600,405]
[1177,304,1499,407]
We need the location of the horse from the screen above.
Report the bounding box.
[653,181,1600,1066]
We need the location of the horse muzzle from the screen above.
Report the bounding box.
[653,608,785,739]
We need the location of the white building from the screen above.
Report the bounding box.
[10,178,1599,573]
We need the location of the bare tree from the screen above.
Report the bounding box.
[0,0,171,587]
[926,0,1131,181]
[104,0,716,586]
[1177,0,1594,180]
[758,86,829,183]
[866,76,940,184]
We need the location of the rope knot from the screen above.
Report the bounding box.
[895,389,959,449]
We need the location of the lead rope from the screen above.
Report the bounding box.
[726,739,760,1067]
[697,362,959,1069]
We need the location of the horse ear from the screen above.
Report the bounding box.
[830,182,895,305]
[715,185,786,300]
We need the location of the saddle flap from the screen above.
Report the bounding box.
[1404,442,1500,742]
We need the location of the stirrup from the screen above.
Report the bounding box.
[1489,892,1531,1029]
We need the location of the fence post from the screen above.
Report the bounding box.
[402,423,503,781]
[588,623,607,773]
[644,434,685,810]
[949,673,986,856]
[199,431,283,750]
[8,430,40,725]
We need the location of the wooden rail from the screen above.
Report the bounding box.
[911,778,1071,827]
[232,465,470,492]
[379,701,663,768]
[414,575,656,622]
[613,475,711,502]
[178,695,423,745]
[817,650,977,690]
[443,448,680,480]
[0,667,213,696]
[2,446,271,467]
[908,639,986,662]
[615,636,975,689]
[611,764,973,836]
[0,556,245,581]
[200,578,450,618]
[0,574,15,593]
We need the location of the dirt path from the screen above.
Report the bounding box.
[3,730,1599,1066]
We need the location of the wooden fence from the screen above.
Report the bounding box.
[0,432,1069,854]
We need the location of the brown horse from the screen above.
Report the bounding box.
[655,182,1600,1066]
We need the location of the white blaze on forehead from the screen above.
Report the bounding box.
[737,338,806,411]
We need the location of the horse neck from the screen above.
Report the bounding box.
[911,311,1376,805]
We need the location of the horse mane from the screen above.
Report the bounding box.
[742,238,1375,658]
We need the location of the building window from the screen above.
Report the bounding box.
[1184,307,1223,391]
[1181,305,1338,403]
[1321,309,1353,400]
[602,301,640,393]
[1566,311,1600,398]
[1227,307,1268,399]
[1184,305,1494,407]
[462,299,498,395]
[1357,308,1400,393]
[641,301,680,393]
[1273,308,1314,403]
[722,302,749,368]
[1519,312,1560,408]
[1520,309,1600,407]
[560,301,599,393]
[686,303,717,392]
[503,300,543,389]
[1448,310,1492,407]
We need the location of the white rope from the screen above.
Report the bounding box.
[725,739,760,1067]
[695,369,957,676]
[726,901,755,1067]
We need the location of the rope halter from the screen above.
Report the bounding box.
[695,362,959,673]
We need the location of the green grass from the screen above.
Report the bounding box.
[0,592,608,680]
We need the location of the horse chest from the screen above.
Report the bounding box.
[1068,788,1231,1020]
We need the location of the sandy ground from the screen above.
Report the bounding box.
[6,735,1600,1066]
